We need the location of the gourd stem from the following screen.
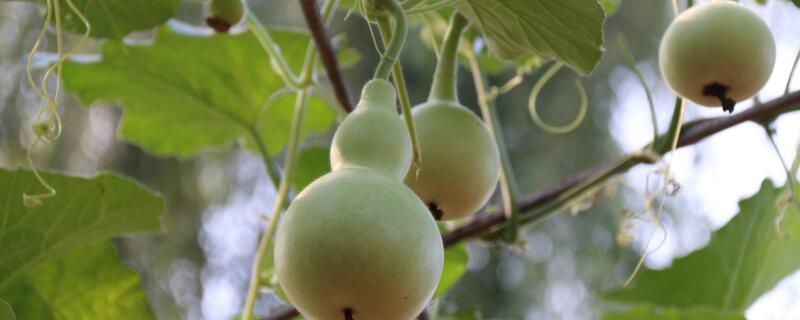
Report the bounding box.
[247,0,336,89]
[372,0,407,80]
[655,97,685,154]
[376,16,422,172]
[246,13,307,89]
[429,13,468,102]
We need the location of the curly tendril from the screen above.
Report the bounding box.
[23,0,91,207]
[624,99,686,287]
[528,62,588,135]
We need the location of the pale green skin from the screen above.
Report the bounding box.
[275,168,444,320]
[330,79,412,180]
[209,0,244,26]
[659,1,775,107]
[405,101,500,220]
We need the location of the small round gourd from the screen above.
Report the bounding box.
[405,100,500,220]
[659,1,775,112]
[206,0,245,33]
[330,79,412,180]
[403,14,500,221]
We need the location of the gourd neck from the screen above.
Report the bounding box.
[356,79,396,112]
[429,14,468,102]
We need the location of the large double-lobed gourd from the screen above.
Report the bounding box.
[275,80,444,320]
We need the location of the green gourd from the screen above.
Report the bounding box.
[405,15,500,220]
[406,101,501,221]
[206,0,245,33]
[659,1,775,112]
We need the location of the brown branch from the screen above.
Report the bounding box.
[444,90,800,245]
[299,0,353,112]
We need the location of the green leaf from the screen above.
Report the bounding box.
[2,0,179,39]
[0,299,14,320]
[793,0,800,8]
[460,0,605,74]
[292,146,331,192]
[435,243,468,296]
[257,93,336,157]
[606,180,800,312]
[0,168,164,288]
[62,26,335,159]
[602,305,743,320]
[1,241,154,320]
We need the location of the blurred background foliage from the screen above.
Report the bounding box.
[1,0,800,319]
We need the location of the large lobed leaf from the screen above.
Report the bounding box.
[460,0,605,74]
[62,26,335,159]
[0,168,163,288]
[1,241,155,320]
[605,180,800,314]
[1,0,179,39]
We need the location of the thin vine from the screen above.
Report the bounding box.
[787,49,800,95]
[246,12,310,90]
[23,0,91,207]
[371,0,407,79]
[241,88,311,320]
[464,39,522,242]
[618,36,659,142]
[375,16,422,172]
[528,62,589,135]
